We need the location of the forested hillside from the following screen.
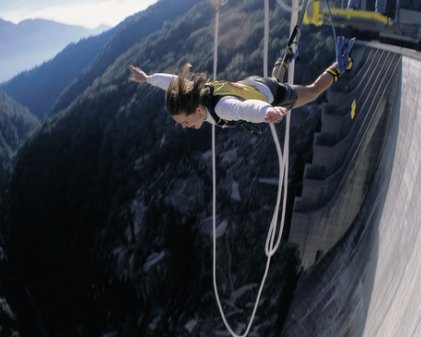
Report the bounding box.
[2,0,335,336]
[0,91,39,205]
[0,92,39,316]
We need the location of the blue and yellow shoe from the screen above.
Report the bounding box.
[326,37,355,82]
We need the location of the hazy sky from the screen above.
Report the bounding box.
[1,0,159,28]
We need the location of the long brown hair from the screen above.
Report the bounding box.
[165,64,207,116]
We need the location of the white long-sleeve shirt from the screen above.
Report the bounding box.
[146,73,274,124]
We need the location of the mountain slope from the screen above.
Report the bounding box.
[0,18,107,83]
[0,91,39,204]
[50,0,201,114]
[1,30,114,118]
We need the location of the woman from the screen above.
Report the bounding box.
[128,40,352,130]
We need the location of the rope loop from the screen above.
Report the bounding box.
[210,0,307,335]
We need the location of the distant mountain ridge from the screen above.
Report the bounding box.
[0,18,109,83]
[1,30,114,119]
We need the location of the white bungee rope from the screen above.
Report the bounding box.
[210,0,295,336]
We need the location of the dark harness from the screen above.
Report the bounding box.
[202,85,262,136]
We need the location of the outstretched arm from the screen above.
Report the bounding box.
[128,64,176,91]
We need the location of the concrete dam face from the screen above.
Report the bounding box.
[282,43,421,337]
[360,48,421,337]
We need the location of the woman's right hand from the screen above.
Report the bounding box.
[128,65,148,83]
[264,106,289,123]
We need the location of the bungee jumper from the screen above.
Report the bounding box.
[128,36,354,133]
[128,1,355,335]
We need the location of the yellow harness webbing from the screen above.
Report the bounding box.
[207,80,267,101]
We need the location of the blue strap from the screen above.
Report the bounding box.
[324,0,355,71]
[336,37,356,72]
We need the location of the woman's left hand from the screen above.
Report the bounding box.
[264,106,289,123]
[128,65,148,83]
